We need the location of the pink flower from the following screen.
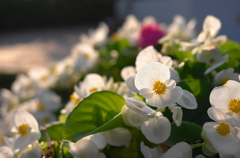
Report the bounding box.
[137,22,166,48]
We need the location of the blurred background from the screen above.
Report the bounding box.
[1,0,240,88]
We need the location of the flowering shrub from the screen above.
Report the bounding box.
[1,14,240,158]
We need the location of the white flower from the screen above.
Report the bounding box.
[196,48,228,74]
[11,74,38,100]
[14,142,42,158]
[71,43,98,73]
[209,80,240,127]
[28,66,57,88]
[101,127,132,147]
[117,14,141,45]
[0,146,13,158]
[121,105,148,128]
[69,138,105,158]
[0,88,19,118]
[203,107,240,155]
[135,46,180,82]
[140,142,163,158]
[135,62,183,108]
[179,15,227,54]
[11,110,41,150]
[213,68,240,85]
[141,112,171,144]
[80,22,109,46]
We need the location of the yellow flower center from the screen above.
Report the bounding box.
[43,117,50,123]
[228,99,240,114]
[79,156,85,158]
[37,102,45,111]
[70,94,80,105]
[18,124,29,136]
[152,81,167,95]
[209,58,215,63]
[216,122,230,136]
[84,53,90,59]
[26,82,33,89]
[221,78,230,85]
[89,87,98,93]
[50,67,57,75]
[40,75,47,81]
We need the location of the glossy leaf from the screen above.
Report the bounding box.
[177,79,214,126]
[63,90,127,142]
[166,121,203,147]
[40,122,64,142]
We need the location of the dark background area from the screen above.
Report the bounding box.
[0,0,118,34]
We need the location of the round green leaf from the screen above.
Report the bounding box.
[63,90,126,142]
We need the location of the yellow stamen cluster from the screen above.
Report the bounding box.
[216,122,230,136]
[18,124,29,136]
[152,81,167,95]
[84,53,90,60]
[70,94,80,105]
[228,99,240,114]
[221,78,230,85]
[40,75,47,81]
[89,88,98,93]
[37,102,45,111]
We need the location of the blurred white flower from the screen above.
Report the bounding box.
[11,74,38,101]
[179,15,227,54]
[169,105,183,126]
[0,146,13,158]
[11,110,41,150]
[71,43,99,73]
[80,22,109,47]
[14,141,42,158]
[213,68,240,85]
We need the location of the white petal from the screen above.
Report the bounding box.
[135,46,160,72]
[102,128,132,147]
[164,79,176,89]
[120,66,136,81]
[169,106,183,126]
[125,76,139,93]
[139,88,154,99]
[126,97,155,114]
[170,68,180,83]
[13,110,39,131]
[69,139,99,158]
[207,107,230,122]
[121,105,148,128]
[163,142,192,158]
[135,62,170,90]
[141,116,171,144]
[13,132,41,150]
[84,133,107,150]
[201,15,221,40]
[160,56,173,68]
[140,142,163,158]
[177,90,197,109]
[203,122,240,155]
[146,86,183,107]
[0,146,13,157]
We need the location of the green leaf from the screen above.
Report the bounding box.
[166,121,203,147]
[177,79,214,126]
[40,122,64,142]
[218,40,240,53]
[176,60,208,80]
[63,90,127,142]
[216,49,240,71]
[172,45,193,62]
